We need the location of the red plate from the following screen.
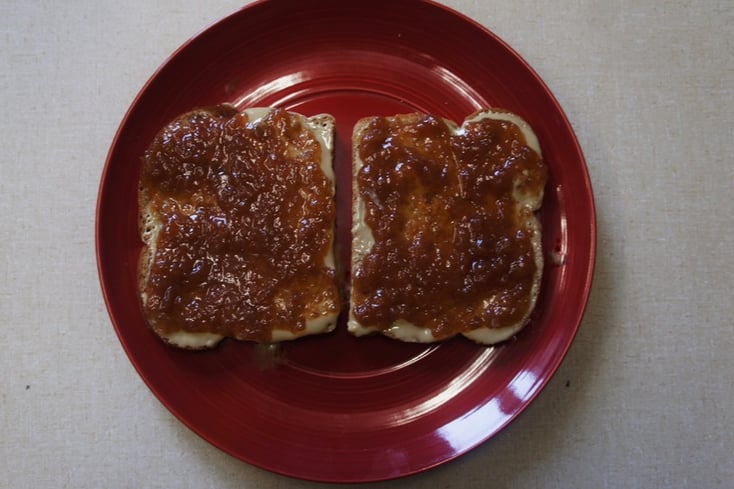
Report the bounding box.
[96,0,595,483]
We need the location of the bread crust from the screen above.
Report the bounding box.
[349,109,546,345]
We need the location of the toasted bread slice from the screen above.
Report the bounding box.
[349,109,547,344]
[138,106,339,348]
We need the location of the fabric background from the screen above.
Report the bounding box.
[1,1,732,487]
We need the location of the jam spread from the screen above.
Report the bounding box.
[139,106,339,342]
[353,113,547,340]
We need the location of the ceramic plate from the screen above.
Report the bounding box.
[96,0,595,482]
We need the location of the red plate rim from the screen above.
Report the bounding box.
[96,0,596,482]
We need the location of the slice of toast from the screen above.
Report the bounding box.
[138,106,339,348]
[349,109,547,345]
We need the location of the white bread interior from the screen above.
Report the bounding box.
[349,109,544,345]
[139,107,337,348]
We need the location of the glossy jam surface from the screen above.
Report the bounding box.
[140,106,338,342]
[353,114,547,339]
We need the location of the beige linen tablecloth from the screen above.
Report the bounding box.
[1,1,732,487]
